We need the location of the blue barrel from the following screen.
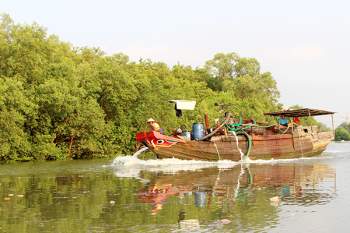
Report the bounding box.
[191,123,205,140]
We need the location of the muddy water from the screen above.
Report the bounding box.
[0,142,349,233]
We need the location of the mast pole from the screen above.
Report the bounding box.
[331,114,335,139]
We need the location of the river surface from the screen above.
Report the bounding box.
[0,142,349,233]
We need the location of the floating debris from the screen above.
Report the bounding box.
[220,219,231,225]
[179,219,200,231]
[270,196,281,206]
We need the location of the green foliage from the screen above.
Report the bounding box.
[204,53,281,121]
[335,122,350,141]
[0,14,292,160]
[204,52,239,80]
[0,77,33,160]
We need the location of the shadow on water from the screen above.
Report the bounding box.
[0,144,344,233]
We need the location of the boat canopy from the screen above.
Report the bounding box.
[264,108,335,117]
[169,100,196,110]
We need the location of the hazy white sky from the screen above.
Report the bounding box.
[1,0,349,125]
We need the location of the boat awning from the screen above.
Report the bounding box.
[264,108,335,117]
[169,100,196,110]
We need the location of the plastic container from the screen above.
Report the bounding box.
[182,131,191,141]
[191,123,205,140]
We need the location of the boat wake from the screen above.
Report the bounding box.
[107,142,339,179]
[109,155,239,179]
[108,153,333,179]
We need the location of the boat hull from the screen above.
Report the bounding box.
[145,131,333,161]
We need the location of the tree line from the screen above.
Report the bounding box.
[1,14,320,161]
[335,122,350,141]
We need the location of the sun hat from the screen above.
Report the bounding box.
[147,118,155,123]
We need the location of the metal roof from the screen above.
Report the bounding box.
[264,108,335,117]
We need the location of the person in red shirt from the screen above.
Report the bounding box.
[293,117,300,125]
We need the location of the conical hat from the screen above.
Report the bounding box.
[147,118,155,123]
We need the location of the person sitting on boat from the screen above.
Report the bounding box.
[172,127,182,137]
[147,118,164,134]
[278,115,289,127]
[293,117,300,125]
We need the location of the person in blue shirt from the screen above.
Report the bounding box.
[278,115,289,127]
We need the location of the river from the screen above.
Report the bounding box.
[0,142,349,233]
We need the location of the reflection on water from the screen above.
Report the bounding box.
[0,144,345,233]
[136,163,336,232]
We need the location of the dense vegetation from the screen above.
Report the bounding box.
[335,122,350,141]
[2,14,324,161]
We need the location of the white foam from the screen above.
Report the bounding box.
[108,145,335,179]
[110,155,239,178]
[132,147,149,157]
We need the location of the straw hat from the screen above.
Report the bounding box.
[147,118,156,123]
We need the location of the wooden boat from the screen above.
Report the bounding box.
[136,108,335,161]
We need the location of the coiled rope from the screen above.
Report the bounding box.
[198,113,253,158]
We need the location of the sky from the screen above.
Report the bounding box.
[1,0,349,125]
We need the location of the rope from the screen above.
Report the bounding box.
[197,112,253,158]
[199,113,276,141]
[213,141,221,160]
[297,129,304,157]
[230,130,252,159]
[231,131,245,160]
[278,125,291,134]
[249,123,276,128]
[237,130,252,158]
[198,113,232,141]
